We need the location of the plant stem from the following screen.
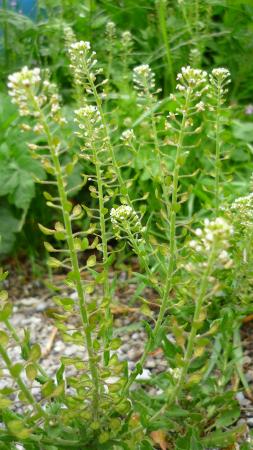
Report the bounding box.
[149,101,171,239]
[93,145,112,366]
[156,0,175,92]
[87,74,131,205]
[122,92,191,394]
[50,145,100,418]
[2,0,9,70]
[214,82,222,216]
[154,89,191,331]
[169,246,216,404]
[31,102,100,418]
[0,343,46,417]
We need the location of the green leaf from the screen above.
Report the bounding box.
[87,255,96,267]
[201,423,247,447]
[29,343,41,362]
[81,237,89,250]
[215,404,240,428]
[25,363,37,381]
[0,331,8,346]
[232,120,253,142]
[0,397,12,409]
[0,206,19,255]
[41,379,56,397]
[10,363,23,378]
[0,144,46,210]
[0,303,12,321]
[7,420,31,439]
[38,223,55,235]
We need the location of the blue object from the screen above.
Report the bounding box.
[1,0,37,19]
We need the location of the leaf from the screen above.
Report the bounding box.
[201,423,247,447]
[25,363,37,381]
[29,343,41,362]
[81,237,89,250]
[38,223,55,235]
[0,397,12,409]
[0,206,19,255]
[0,331,9,346]
[7,420,31,439]
[0,303,12,321]
[0,144,46,210]
[215,404,240,428]
[232,120,253,142]
[150,430,168,450]
[87,255,96,267]
[10,363,23,378]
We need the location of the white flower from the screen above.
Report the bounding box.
[121,129,135,142]
[106,21,116,37]
[190,217,234,268]
[211,68,231,81]
[175,66,208,94]
[110,205,144,240]
[196,101,205,112]
[7,66,41,116]
[230,192,253,229]
[70,40,91,51]
[133,64,155,96]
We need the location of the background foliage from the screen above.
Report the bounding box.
[0,0,253,259]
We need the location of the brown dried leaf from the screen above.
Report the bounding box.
[150,430,168,450]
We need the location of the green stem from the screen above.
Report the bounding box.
[93,146,112,365]
[50,145,100,418]
[122,93,191,395]
[87,74,131,205]
[154,89,191,332]
[156,0,175,92]
[2,0,9,69]
[214,83,222,216]
[31,100,100,418]
[169,246,216,404]
[0,343,46,417]
[128,231,162,297]
[150,104,171,238]
[180,2,194,38]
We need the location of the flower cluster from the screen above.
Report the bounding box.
[189,217,234,268]
[8,67,65,126]
[74,105,103,148]
[211,68,231,82]
[68,41,102,89]
[8,66,42,116]
[121,30,133,51]
[230,193,253,230]
[176,66,208,94]
[106,21,116,39]
[209,67,231,104]
[110,205,145,240]
[133,64,156,98]
[121,128,135,144]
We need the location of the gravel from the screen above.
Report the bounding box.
[1,272,253,447]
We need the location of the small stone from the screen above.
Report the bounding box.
[127,349,137,360]
[121,343,129,353]
[246,370,253,382]
[131,333,139,340]
[146,359,156,369]
[236,392,246,405]
[136,368,151,380]
[247,417,253,427]
[243,355,251,365]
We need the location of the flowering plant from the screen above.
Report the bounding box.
[1,30,252,449]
